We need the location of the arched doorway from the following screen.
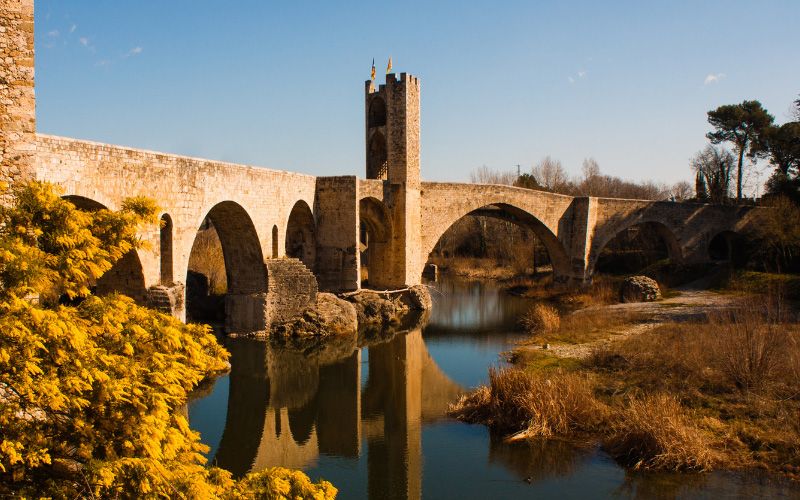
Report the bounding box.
[367,132,388,180]
[359,197,393,288]
[368,96,387,128]
[272,225,279,259]
[160,213,173,284]
[285,200,316,270]
[61,195,148,304]
[186,201,268,333]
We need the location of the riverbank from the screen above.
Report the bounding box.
[451,281,800,480]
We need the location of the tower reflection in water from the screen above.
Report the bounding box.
[207,321,463,500]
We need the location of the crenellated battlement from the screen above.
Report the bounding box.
[366,72,421,95]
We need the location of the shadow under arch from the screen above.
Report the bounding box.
[187,200,268,333]
[424,202,572,283]
[159,213,173,284]
[359,196,393,288]
[61,195,148,304]
[285,200,316,270]
[589,219,683,276]
[708,230,746,267]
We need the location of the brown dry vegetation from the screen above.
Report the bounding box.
[518,292,643,347]
[450,367,607,440]
[452,295,800,476]
[520,304,561,335]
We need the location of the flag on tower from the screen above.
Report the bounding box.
[370,59,376,80]
[386,56,392,74]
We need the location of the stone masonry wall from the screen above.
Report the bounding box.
[35,134,321,294]
[265,258,318,325]
[313,176,359,292]
[0,0,36,189]
[589,198,758,273]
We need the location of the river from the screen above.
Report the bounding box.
[188,277,799,499]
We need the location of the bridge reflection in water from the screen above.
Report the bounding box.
[188,277,531,499]
[201,326,464,499]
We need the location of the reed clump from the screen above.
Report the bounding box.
[520,304,561,335]
[604,394,721,472]
[450,367,607,439]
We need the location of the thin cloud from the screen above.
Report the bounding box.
[79,36,96,53]
[126,46,143,57]
[47,30,59,37]
[568,70,586,85]
[69,24,77,33]
[704,73,726,85]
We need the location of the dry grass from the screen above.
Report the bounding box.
[480,290,800,475]
[604,394,722,471]
[585,295,800,474]
[520,304,561,335]
[431,256,520,281]
[188,226,227,294]
[449,367,607,439]
[559,277,618,308]
[708,306,792,392]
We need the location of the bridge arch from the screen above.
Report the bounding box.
[187,200,268,332]
[359,196,393,287]
[285,200,316,270]
[422,200,572,282]
[708,230,746,266]
[589,219,682,276]
[61,195,148,304]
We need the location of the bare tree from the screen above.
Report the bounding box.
[579,157,602,195]
[670,181,693,201]
[532,156,570,192]
[470,165,517,185]
[692,145,734,204]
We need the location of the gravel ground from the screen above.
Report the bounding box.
[522,288,746,360]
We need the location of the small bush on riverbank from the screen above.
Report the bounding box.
[604,394,721,471]
[520,304,561,335]
[450,367,606,439]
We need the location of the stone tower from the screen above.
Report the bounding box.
[364,73,422,287]
[0,0,36,189]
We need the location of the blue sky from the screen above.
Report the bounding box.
[35,1,799,188]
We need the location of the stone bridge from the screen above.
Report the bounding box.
[1,0,759,332]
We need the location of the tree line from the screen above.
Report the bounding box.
[471,157,692,201]
[470,94,800,206]
[695,96,800,204]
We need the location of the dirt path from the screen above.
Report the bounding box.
[523,289,745,360]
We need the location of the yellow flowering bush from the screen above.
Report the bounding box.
[0,182,336,498]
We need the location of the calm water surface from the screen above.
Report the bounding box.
[189,277,799,499]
